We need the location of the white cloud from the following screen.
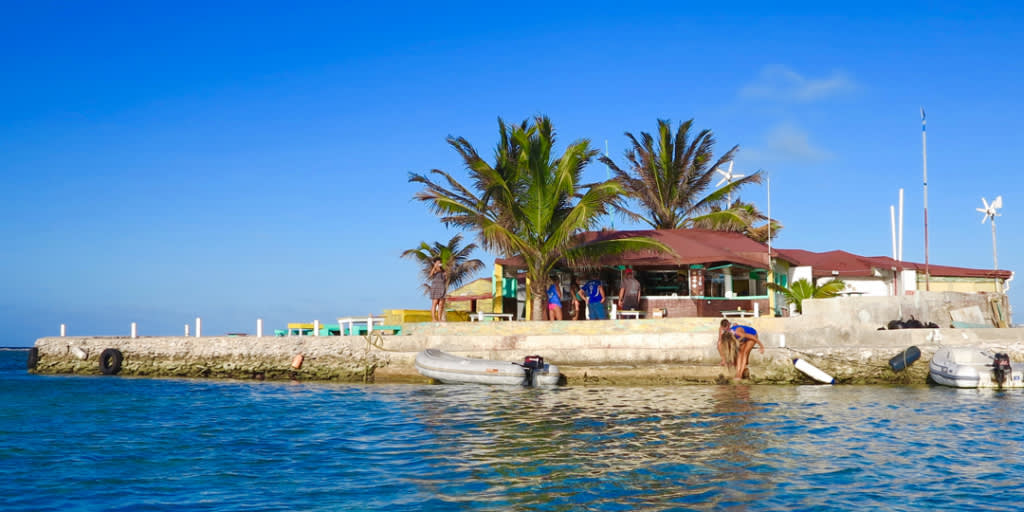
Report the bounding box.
[740,65,856,102]
[743,122,832,163]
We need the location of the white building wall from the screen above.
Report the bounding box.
[900,270,918,294]
[836,277,892,296]
[791,266,813,284]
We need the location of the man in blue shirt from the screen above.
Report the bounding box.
[581,275,607,320]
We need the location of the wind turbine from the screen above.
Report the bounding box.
[715,161,745,204]
[977,195,1002,271]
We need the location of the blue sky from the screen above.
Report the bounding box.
[3,2,1023,345]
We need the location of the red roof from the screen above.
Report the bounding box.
[491,228,1012,280]
[774,248,1013,280]
[496,229,772,269]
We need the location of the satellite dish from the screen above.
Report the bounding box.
[977,195,1002,223]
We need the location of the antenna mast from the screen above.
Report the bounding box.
[922,108,930,290]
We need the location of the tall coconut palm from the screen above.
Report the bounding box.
[768,278,846,314]
[410,116,672,320]
[600,118,765,233]
[401,234,485,296]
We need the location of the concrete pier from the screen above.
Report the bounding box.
[29,293,1021,385]
[30,318,1024,386]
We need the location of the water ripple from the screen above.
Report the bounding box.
[5,351,1024,510]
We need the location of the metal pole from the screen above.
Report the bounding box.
[890,205,898,296]
[993,218,1000,293]
[767,175,773,315]
[922,108,930,290]
[992,218,999,270]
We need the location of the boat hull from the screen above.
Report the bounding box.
[929,347,1024,388]
[414,349,561,387]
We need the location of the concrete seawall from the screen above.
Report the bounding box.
[31,315,1024,385]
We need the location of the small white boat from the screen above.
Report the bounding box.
[414,349,561,387]
[929,346,1023,388]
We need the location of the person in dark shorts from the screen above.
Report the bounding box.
[428,257,447,322]
[618,269,642,313]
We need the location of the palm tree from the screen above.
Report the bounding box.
[600,118,765,234]
[694,199,783,243]
[768,278,846,314]
[410,115,672,320]
[401,234,485,296]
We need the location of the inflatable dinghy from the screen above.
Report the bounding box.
[415,349,560,387]
[929,346,1023,389]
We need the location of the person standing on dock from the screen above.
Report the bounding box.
[582,275,607,320]
[428,257,447,322]
[618,269,642,313]
[546,276,564,321]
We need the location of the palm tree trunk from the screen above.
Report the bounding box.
[530,280,547,321]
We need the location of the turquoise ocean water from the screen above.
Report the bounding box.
[3,348,1024,511]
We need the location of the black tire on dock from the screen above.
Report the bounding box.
[26,347,39,370]
[99,348,123,375]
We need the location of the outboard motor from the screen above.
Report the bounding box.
[992,353,1012,387]
[522,355,545,387]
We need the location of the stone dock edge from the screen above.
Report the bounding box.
[29,316,1024,386]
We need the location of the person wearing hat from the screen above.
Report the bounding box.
[618,268,642,313]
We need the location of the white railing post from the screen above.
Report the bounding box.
[131,322,137,339]
[314,320,320,337]
[195,317,202,338]
[611,302,618,320]
[257,318,263,337]
[185,324,190,336]
[367,315,374,333]
[754,302,760,317]
[60,323,66,337]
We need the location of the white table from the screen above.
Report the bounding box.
[337,316,386,334]
[471,312,514,321]
[721,310,755,319]
[617,310,644,319]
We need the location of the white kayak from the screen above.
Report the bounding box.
[414,349,561,387]
[929,346,1023,388]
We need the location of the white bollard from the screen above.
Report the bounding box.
[257,318,263,338]
[314,320,320,337]
[131,322,137,339]
[367,315,374,333]
[60,324,66,337]
[611,302,618,320]
[195,317,202,338]
[754,302,760,317]
[185,324,190,336]
[779,334,786,348]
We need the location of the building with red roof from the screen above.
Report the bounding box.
[490,229,1013,319]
